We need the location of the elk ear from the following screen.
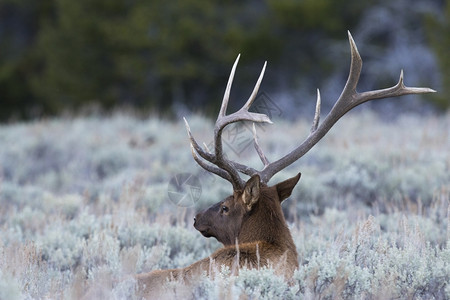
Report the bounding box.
[242,175,261,211]
[275,173,301,202]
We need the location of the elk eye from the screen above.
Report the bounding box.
[221,205,229,213]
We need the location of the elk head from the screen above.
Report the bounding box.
[185,32,435,244]
[194,173,300,246]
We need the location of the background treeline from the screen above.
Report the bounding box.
[0,0,448,121]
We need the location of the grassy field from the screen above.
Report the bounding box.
[0,111,449,299]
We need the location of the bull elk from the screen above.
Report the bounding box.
[136,32,434,297]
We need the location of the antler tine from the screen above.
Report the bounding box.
[398,70,435,94]
[357,69,436,101]
[219,54,241,117]
[188,143,233,182]
[311,89,321,133]
[203,142,212,154]
[252,123,270,167]
[183,117,215,162]
[185,117,243,189]
[258,31,435,184]
[344,31,362,95]
[243,61,267,110]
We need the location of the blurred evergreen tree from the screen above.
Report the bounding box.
[32,0,132,112]
[30,0,280,115]
[130,0,280,112]
[0,0,444,120]
[426,0,450,110]
[0,0,53,120]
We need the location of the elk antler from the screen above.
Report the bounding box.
[184,31,435,189]
[184,54,272,189]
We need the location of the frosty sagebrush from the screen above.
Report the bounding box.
[0,109,448,298]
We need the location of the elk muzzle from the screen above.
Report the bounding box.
[194,211,213,238]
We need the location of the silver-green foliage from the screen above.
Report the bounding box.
[0,112,448,298]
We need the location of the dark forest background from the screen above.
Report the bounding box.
[0,0,449,122]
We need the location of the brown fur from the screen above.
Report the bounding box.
[136,173,301,298]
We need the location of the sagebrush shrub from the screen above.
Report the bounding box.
[0,112,448,298]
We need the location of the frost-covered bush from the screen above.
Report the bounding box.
[0,270,22,300]
[234,267,292,299]
[0,111,448,299]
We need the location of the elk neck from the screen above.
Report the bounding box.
[237,187,297,253]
